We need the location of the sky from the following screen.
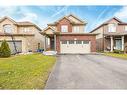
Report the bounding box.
[0,6,127,32]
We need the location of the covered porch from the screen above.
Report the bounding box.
[41,26,57,52]
[43,34,56,51]
[104,33,127,53]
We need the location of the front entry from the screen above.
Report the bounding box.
[50,38,54,50]
[60,40,91,54]
[115,39,122,50]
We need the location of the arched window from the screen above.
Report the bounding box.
[3,24,12,33]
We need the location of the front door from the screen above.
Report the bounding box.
[50,38,54,50]
[115,39,122,50]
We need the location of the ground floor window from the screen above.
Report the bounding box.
[76,40,82,44]
[83,40,89,44]
[61,40,67,44]
[68,40,75,44]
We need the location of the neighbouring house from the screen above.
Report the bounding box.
[91,17,127,53]
[0,16,44,54]
[41,14,97,54]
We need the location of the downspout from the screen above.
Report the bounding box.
[11,34,17,54]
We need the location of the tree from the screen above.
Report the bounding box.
[0,40,11,57]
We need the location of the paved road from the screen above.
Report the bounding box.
[45,54,127,89]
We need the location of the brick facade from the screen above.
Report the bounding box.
[57,18,72,32]
[44,15,97,53]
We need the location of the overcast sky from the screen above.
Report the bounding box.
[0,6,126,32]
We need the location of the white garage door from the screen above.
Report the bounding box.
[60,40,91,54]
[0,41,22,54]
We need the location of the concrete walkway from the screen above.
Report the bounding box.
[45,54,127,89]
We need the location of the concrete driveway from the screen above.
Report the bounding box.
[45,54,127,89]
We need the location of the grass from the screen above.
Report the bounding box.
[104,52,127,59]
[0,53,56,89]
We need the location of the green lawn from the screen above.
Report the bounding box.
[104,52,127,59]
[0,53,56,89]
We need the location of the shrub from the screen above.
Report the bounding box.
[0,40,11,57]
[96,50,104,53]
[113,49,124,54]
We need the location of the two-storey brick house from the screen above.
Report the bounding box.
[0,16,44,54]
[91,17,127,53]
[41,14,97,54]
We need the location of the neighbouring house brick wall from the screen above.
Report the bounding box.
[56,35,96,53]
[57,18,72,32]
[33,27,44,50]
[117,25,125,32]
[96,38,103,51]
[90,26,104,51]
[124,36,127,53]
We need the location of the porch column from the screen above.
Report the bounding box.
[110,36,113,52]
[54,35,56,51]
[44,35,46,51]
[122,35,124,51]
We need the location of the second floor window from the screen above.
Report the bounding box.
[23,28,30,32]
[61,25,68,32]
[125,26,127,31]
[73,26,80,32]
[108,23,116,32]
[3,24,12,33]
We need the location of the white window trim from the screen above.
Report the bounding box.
[73,26,80,32]
[108,23,116,32]
[23,28,30,32]
[125,26,127,31]
[61,25,68,32]
[3,24,12,33]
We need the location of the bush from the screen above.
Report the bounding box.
[0,40,11,57]
[113,49,124,54]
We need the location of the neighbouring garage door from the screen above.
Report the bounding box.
[60,40,91,54]
[0,41,22,54]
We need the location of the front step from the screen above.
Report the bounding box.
[43,51,57,55]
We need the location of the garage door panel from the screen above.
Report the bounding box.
[0,41,22,54]
[7,41,22,54]
[60,40,91,54]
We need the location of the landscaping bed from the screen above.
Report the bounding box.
[104,52,127,60]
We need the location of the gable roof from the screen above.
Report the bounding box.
[0,16,17,24]
[17,21,35,26]
[43,26,56,32]
[41,26,58,35]
[103,17,123,24]
[0,16,42,31]
[48,14,87,26]
[67,14,86,24]
[90,17,127,33]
